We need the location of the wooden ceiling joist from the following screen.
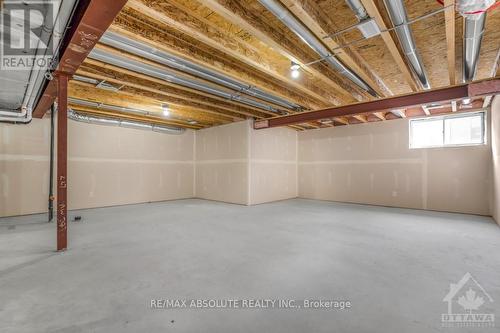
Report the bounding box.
[76,67,255,120]
[83,57,276,118]
[109,20,321,110]
[359,0,419,92]
[444,0,456,85]
[125,0,340,106]
[70,106,204,129]
[278,0,389,97]
[199,0,362,103]
[69,81,232,126]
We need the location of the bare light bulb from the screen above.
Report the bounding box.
[162,104,170,117]
[290,62,300,79]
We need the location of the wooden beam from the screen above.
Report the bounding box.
[110,20,320,110]
[373,112,386,120]
[335,117,350,125]
[83,56,275,118]
[70,76,240,122]
[126,0,338,105]
[56,74,69,251]
[81,57,323,128]
[279,0,389,97]
[68,81,227,126]
[70,106,204,130]
[359,0,419,91]
[33,0,128,118]
[422,105,431,116]
[444,0,456,85]
[77,64,261,119]
[353,114,368,123]
[199,0,361,102]
[254,78,500,129]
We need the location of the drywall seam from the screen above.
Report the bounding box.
[0,154,49,161]
[422,149,428,210]
[0,154,195,164]
[196,159,248,164]
[298,159,422,165]
[251,159,297,164]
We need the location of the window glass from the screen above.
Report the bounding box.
[409,112,484,149]
[410,118,444,148]
[444,114,483,145]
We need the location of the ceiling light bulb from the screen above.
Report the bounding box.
[162,104,170,116]
[290,61,300,79]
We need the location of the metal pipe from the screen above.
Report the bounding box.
[0,0,78,122]
[382,0,431,89]
[48,104,56,222]
[88,47,284,114]
[463,13,486,82]
[100,31,302,111]
[345,0,369,20]
[257,0,378,97]
[68,108,185,134]
[69,97,183,123]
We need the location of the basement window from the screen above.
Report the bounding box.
[409,111,485,149]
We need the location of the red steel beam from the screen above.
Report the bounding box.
[254,78,500,129]
[57,74,69,251]
[33,0,128,118]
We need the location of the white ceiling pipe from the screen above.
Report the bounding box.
[258,0,378,97]
[382,0,431,90]
[68,109,185,134]
[101,31,302,111]
[88,47,285,114]
[0,0,78,123]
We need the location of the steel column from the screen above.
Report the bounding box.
[57,74,69,251]
[48,104,55,222]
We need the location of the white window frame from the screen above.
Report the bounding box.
[409,110,486,149]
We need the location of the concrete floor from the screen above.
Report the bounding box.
[0,199,499,333]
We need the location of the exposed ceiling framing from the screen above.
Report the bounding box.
[31,0,500,131]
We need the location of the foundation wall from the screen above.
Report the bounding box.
[298,116,492,215]
[0,118,194,217]
[194,120,249,205]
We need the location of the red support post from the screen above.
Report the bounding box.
[57,74,69,251]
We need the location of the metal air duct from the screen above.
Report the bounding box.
[68,108,185,134]
[69,97,171,119]
[100,31,301,111]
[88,48,284,114]
[345,0,369,20]
[382,0,431,89]
[463,12,486,82]
[257,0,378,97]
